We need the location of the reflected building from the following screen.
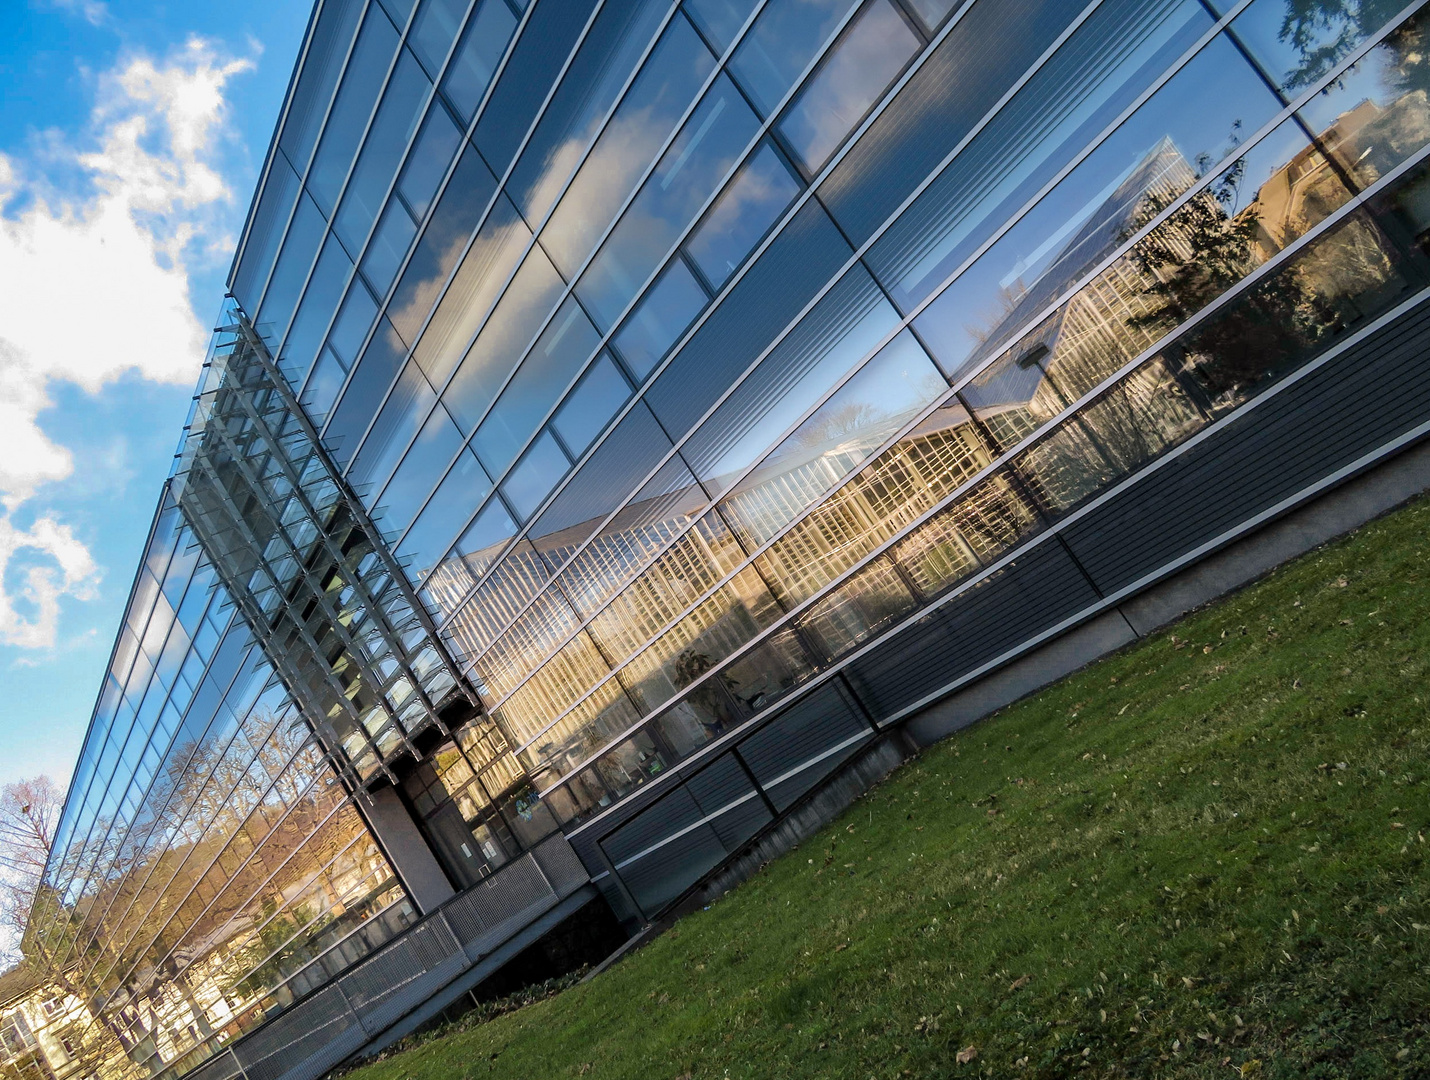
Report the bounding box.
[19,0,1430,1077]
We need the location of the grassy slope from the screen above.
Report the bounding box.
[350,497,1430,1079]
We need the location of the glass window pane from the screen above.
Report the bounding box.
[552,459,725,619]
[685,0,759,53]
[280,233,354,385]
[686,140,802,288]
[796,555,916,661]
[398,448,493,587]
[328,276,380,370]
[388,146,500,347]
[719,328,946,547]
[682,265,894,492]
[540,15,717,279]
[374,404,466,537]
[911,30,1283,372]
[442,0,518,122]
[410,0,469,76]
[362,200,419,297]
[254,191,325,349]
[502,430,571,520]
[551,354,631,455]
[308,7,402,215]
[1297,9,1430,189]
[892,471,1038,596]
[279,0,367,175]
[234,153,301,317]
[334,50,431,253]
[348,361,438,493]
[577,74,760,328]
[751,397,990,604]
[778,0,920,173]
[819,0,1089,249]
[425,497,520,616]
[528,403,675,568]
[870,0,1214,311]
[1171,209,1409,417]
[472,298,601,477]
[613,258,709,380]
[507,0,673,221]
[442,241,565,433]
[398,106,464,221]
[412,193,531,390]
[1222,0,1408,93]
[728,0,861,116]
[618,567,784,713]
[718,625,814,714]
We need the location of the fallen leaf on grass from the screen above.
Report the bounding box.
[956,1045,978,1064]
[1009,975,1031,991]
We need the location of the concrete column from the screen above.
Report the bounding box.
[363,786,456,914]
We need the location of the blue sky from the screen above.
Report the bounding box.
[0,0,310,793]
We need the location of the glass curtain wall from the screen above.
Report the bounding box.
[217,0,1430,870]
[26,494,415,1080]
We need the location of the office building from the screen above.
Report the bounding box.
[19,0,1430,1076]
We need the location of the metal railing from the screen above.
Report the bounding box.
[174,834,590,1080]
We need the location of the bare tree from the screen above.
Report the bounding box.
[0,776,64,967]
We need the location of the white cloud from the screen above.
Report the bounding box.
[44,0,108,27]
[0,38,255,648]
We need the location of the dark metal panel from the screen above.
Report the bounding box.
[843,540,1100,721]
[1062,294,1430,593]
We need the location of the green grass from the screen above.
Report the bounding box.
[348,497,1430,1079]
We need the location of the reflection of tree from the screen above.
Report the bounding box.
[672,649,732,738]
[1121,133,1268,335]
[1278,0,1409,90]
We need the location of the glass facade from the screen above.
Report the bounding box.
[24,0,1430,1074]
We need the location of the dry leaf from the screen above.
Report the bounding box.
[1009,975,1031,991]
[956,1045,978,1064]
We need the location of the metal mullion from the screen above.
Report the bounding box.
[50,644,259,980]
[322,0,694,471]
[268,0,483,393]
[221,854,393,993]
[51,633,262,976]
[228,0,337,285]
[563,286,1430,839]
[115,764,340,1006]
[429,0,1083,638]
[253,891,412,1007]
[228,317,476,715]
[386,0,870,591]
[525,133,1430,778]
[207,423,418,739]
[146,791,366,1001]
[441,0,1376,674]
[249,0,380,322]
[97,743,347,1011]
[305,0,585,423]
[219,370,445,732]
[77,674,301,995]
[548,153,1430,808]
[192,455,390,751]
